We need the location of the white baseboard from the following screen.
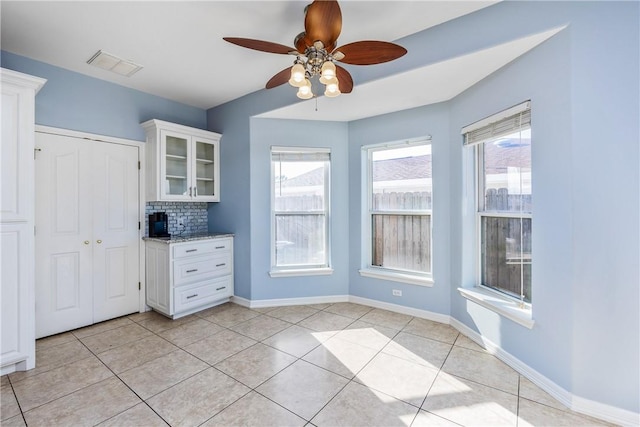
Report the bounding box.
[347,295,450,324]
[572,395,639,427]
[449,317,639,426]
[232,294,348,309]
[449,317,573,408]
[230,294,639,425]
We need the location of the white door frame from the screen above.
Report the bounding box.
[35,125,147,314]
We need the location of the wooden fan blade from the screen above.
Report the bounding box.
[334,41,407,65]
[266,67,292,89]
[223,37,295,55]
[304,0,342,50]
[336,65,353,94]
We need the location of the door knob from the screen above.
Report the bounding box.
[96,239,103,244]
[84,240,90,245]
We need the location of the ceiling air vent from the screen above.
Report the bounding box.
[87,50,143,77]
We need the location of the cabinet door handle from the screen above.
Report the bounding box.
[96,239,102,244]
[84,240,90,245]
[186,249,198,253]
[186,269,198,273]
[216,286,226,291]
[194,187,198,197]
[216,263,226,267]
[215,246,225,249]
[189,186,192,197]
[186,294,198,299]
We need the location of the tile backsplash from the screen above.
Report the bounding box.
[145,202,208,236]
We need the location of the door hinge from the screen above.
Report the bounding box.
[138,282,141,290]
[138,161,141,170]
[34,226,36,235]
[138,221,141,230]
[34,148,42,159]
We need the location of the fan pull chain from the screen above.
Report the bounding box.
[315,96,318,112]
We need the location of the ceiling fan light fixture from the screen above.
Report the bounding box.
[297,79,314,99]
[324,80,341,98]
[288,63,306,87]
[319,61,336,84]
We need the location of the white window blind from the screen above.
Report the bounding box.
[462,101,531,147]
[271,146,330,162]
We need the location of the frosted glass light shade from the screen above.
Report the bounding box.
[324,80,340,98]
[319,61,336,84]
[297,79,313,99]
[288,63,306,87]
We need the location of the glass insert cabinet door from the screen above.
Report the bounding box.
[163,132,190,197]
[194,139,215,197]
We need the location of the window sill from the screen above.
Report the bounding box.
[359,269,433,287]
[269,268,334,278]
[458,287,535,329]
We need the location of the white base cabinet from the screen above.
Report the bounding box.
[145,236,233,318]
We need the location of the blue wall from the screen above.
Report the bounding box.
[347,103,451,314]
[207,1,639,416]
[1,51,206,141]
[249,118,349,300]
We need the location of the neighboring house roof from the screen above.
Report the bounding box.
[278,142,529,188]
[484,139,531,174]
[280,155,432,188]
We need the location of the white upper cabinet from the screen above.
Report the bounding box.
[142,119,221,202]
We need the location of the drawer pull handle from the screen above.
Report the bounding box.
[215,246,225,249]
[216,263,226,267]
[216,286,226,291]
[186,269,198,273]
[186,294,198,299]
[186,249,198,253]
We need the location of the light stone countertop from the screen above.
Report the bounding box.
[142,232,234,244]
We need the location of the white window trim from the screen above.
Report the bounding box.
[359,268,434,287]
[460,102,533,326]
[270,146,331,276]
[269,267,334,278]
[458,286,534,329]
[360,138,433,286]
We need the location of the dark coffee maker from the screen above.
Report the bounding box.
[149,212,170,237]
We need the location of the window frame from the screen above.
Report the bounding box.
[269,146,332,277]
[475,143,532,306]
[463,101,532,309]
[359,138,434,287]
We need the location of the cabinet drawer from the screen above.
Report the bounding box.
[174,278,232,313]
[173,239,231,259]
[173,254,231,286]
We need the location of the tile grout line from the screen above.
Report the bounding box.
[74,329,173,427]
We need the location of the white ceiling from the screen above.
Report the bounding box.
[1,1,496,111]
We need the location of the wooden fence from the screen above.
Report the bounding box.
[274,190,531,302]
[371,192,431,273]
[481,223,531,302]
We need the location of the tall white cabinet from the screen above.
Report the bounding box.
[142,119,221,202]
[1,68,46,375]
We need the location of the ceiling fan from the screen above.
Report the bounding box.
[223,0,407,99]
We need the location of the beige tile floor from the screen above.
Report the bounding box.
[1,302,614,427]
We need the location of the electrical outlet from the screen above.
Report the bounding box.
[178,216,187,227]
[392,289,402,297]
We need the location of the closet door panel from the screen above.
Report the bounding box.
[35,133,93,338]
[92,142,140,323]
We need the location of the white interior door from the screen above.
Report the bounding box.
[92,142,140,322]
[35,132,140,338]
[35,133,93,338]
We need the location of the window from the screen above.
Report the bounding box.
[361,140,432,284]
[463,101,532,305]
[270,147,331,275]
